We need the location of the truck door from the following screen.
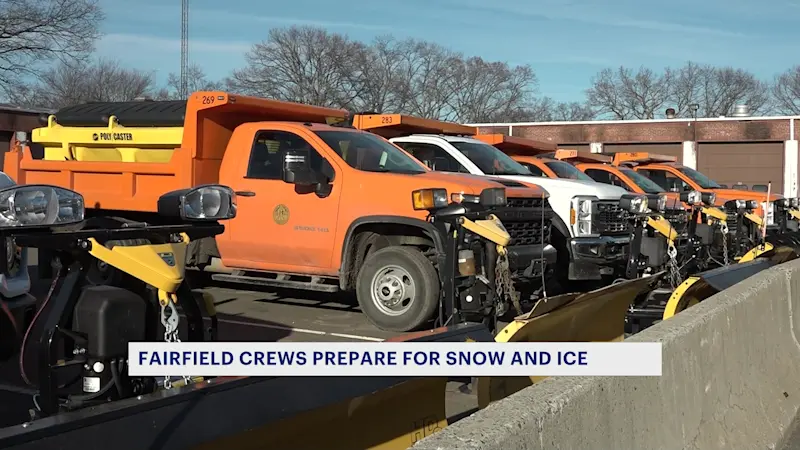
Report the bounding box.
[219,129,342,273]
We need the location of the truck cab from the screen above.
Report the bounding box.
[615,152,784,228]
[4,92,551,333]
[557,151,687,227]
[352,114,632,288]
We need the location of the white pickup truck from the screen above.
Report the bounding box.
[387,133,632,288]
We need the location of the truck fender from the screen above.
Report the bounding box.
[549,213,574,260]
[339,216,445,291]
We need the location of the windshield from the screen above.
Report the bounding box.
[315,130,427,174]
[543,161,593,181]
[679,167,722,189]
[449,141,532,176]
[620,168,665,194]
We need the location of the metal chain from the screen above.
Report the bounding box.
[720,221,729,266]
[160,296,193,389]
[666,244,682,290]
[495,246,521,315]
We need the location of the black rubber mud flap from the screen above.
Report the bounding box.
[0,323,491,450]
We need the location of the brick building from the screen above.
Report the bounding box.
[469,115,800,197]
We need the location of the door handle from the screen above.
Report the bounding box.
[235,191,256,197]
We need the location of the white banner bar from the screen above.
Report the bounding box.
[128,342,662,377]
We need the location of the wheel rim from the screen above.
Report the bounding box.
[370,265,416,317]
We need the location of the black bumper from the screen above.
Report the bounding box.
[507,243,557,278]
[569,235,630,280]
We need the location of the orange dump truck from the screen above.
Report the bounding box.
[4,92,552,332]
[613,152,784,227]
[348,114,558,293]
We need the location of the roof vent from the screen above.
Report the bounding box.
[665,107,676,119]
[133,96,154,102]
[731,104,750,117]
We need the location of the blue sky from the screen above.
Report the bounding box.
[95,0,800,102]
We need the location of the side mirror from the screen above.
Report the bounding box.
[282,149,317,185]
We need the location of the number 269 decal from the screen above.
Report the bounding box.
[201,95,215,105]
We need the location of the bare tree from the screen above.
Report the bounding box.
[548,100,595,121]
[393,40,461,120]
[345,36,414,114]
[226,26,540,122]
[154,64,224,100]
[586,66,671,119]
[0,0,103,100]
[445,57,538,123]
[12,59,157,109]
[227,26,364,108]
[772,66,800,115]
[670,64,770,117]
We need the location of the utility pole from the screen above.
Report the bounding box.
[180,0,189,99]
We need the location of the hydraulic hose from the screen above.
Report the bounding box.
[20,273,61,386]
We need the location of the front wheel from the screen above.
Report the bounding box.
[356,246,439,332]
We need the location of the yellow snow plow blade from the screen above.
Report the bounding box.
[739,243,774,263]
[663,247,800,320]
[475,274,663,409]
[193,323,495,450]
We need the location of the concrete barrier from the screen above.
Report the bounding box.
[414,260,800,450]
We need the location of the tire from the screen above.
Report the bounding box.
[356,246,439,332]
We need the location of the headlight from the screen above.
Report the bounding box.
[646,194,667,213]
[776,198,791,208]
[570,195,597,237]
[0,185,84,227]
[679,190,702,206]
[620,194,648,214]
[412,188,448,210]
[701,192,716,206]
[791,198,800,208]
[479,187,506,207]
[746,200,758,210]
[158,184,237,221]
[724,199,747,211]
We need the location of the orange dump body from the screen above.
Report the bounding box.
[553,149,612,164]
[4,92,351,212]
[472,134,556,156]
[351,114,476,138]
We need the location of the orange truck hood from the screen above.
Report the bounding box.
[710,188,782,203]
[380,170,547,199]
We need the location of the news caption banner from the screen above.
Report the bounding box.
[129,342,662,377]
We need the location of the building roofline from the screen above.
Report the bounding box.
[0,104,54,115]
[467,115,800,127]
